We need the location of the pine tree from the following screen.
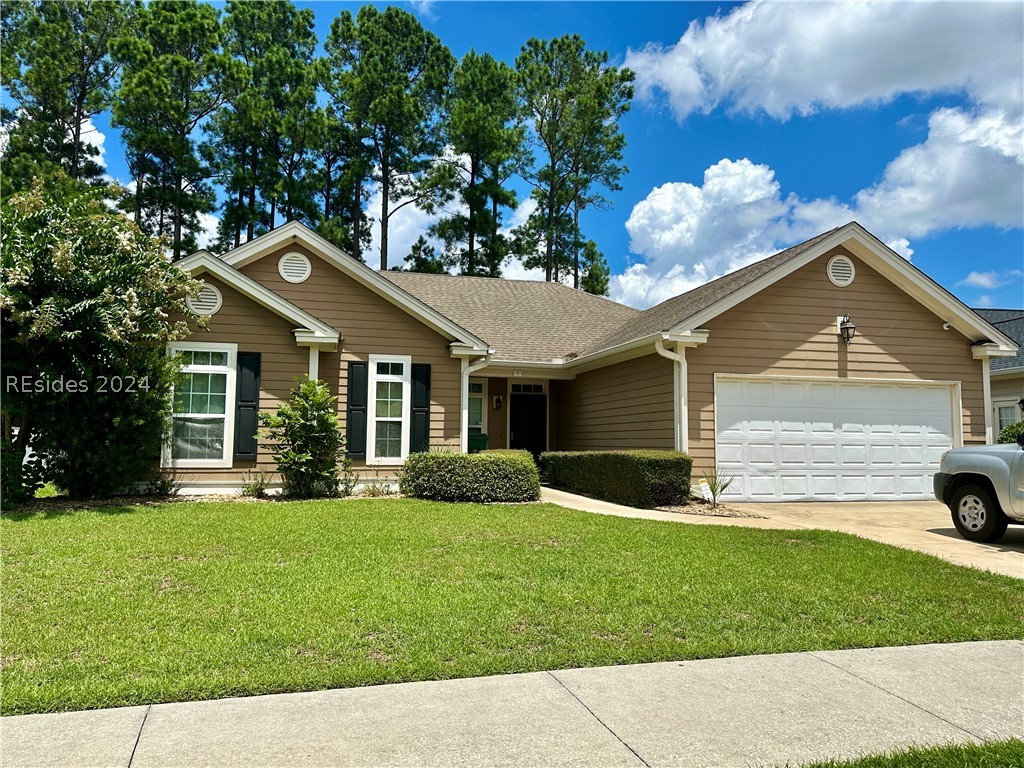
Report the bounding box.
[429,51,524,277]
[515,35,633,283]
[324,5,454,270]
[402,235,446,274]
[113,0,230,260]
[579,240,610,296]
[1,0,130,193]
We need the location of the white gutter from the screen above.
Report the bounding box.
[460,355,490,452]
[655,339,688,452]
[981,357,993,444]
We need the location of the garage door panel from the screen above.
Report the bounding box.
[716,377,954,501]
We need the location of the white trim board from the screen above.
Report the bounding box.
[213,221,489,354]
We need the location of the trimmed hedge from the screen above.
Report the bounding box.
[541,450,692,508]
[400,451,541,503]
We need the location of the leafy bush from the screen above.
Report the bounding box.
[541,450,692,508]
[998,421,1024,444]
[1,179,199,500]
[259,378,352,499]
[400,451,540,503]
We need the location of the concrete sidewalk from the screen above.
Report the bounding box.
[3,641,1022,767]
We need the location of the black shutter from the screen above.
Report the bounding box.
[346,361,368,459]
[234,352,261,461]
[410,363,431,454]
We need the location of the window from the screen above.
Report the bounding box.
[368,354,411,464]
[165,343,236,468]
[469,379,486,435]
[511,383,544,394]
[996,403,1019,432]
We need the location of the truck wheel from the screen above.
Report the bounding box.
[950,484,1009,542]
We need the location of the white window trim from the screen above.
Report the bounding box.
[164,341,238,469]
[367,354,412,466]
[994,398,1020,432]
[468,377,487,435]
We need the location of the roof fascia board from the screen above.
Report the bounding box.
[990,366,1024,377]
[216,222,489,351]
[564,334,661,374]
[179,252,340,344]
[668,225,858,334]
[670,222,1018,353]
[474,362,577,381]
[842,233,1018,351]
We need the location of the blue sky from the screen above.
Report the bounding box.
[86,1,1024,309]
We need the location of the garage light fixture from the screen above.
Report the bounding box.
[836,315,856,346]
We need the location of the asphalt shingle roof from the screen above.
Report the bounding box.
[380,271,639,362]
[577,227,843,356]
[381,228,849,362]
[973,309,1024,372]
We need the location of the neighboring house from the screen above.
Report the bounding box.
[168,220,1017,501]
[973,309,1024,435]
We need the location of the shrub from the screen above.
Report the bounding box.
[1,179,199,499]
[998,421,1024,445]
[400,451,540,503]
[541,450,692,508]
[259,377,352,499]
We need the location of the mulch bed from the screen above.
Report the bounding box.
[658,498,766,519]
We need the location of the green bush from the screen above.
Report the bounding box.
[541,450,692,508]
[998,421,1024,444]
[259,377,353,498]
[400,451,540,503]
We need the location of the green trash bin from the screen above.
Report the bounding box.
[468,433,488,454]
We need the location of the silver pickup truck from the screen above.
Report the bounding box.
[933,433,1024,542]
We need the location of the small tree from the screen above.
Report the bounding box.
[1,178,199,500]
[259,377,352,498]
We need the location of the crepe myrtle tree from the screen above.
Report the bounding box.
[0,178,202,500]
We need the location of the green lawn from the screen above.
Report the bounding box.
[2,499,1022,715]
[799,739,1024,767]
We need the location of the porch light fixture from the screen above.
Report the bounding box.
[1018,397,1024,415]
[836,315,856,346]
[493,395,503,410]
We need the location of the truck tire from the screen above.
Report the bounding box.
[949,484,1009,542]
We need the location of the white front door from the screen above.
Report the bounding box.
[715,376,956,501]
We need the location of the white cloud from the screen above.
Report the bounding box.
[626,1,1023,121]
[408,0,436,20]
[614,156,940,308]
[975,294,994,308]
[958,270,1024,290]
[614,1,1023,308]
[195,212,219,251]
[365,183,444,271]
[79,118,106,169]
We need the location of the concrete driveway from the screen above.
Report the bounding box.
[728,500,1024,579]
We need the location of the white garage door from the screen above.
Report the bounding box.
[715,377,955,501]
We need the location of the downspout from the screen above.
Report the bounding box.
[655,340,688,452]
[461,355,490,453]
[981,357,993,444]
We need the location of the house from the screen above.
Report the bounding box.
[973,309,1024,435]
[168,220,1018,501]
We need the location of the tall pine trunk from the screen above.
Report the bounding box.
[380,160,390,270]
[352,175,362,261]
[573,203,580,290]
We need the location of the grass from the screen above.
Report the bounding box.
[799,739,1024,767]
[2,499,1022,715]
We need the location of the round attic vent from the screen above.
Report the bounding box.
[826,254,856,287]
[278,251,312,283]
[186,284,222,316]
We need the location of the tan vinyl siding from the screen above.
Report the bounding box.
[169,275,307,485]
[991,374,1024,404]
[555,353,674,450]
[686,248,986,475]
[487,377,509,449]
[239,244,462,466]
